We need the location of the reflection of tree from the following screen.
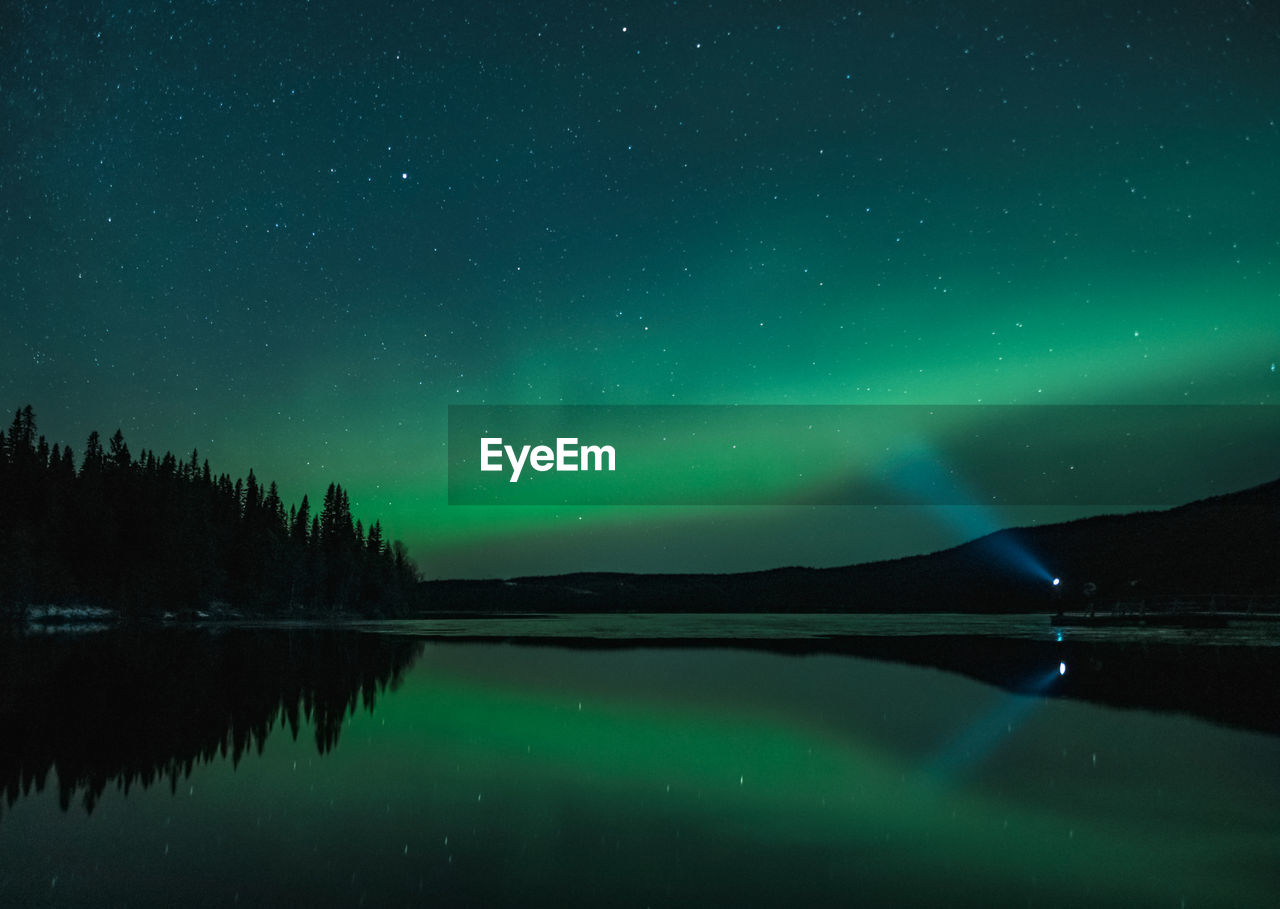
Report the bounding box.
[0,630,423,817]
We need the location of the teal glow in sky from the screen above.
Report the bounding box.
[3,1,1277,577]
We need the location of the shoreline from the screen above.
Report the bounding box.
[7,616,1280,737]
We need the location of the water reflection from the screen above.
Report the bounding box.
[0,628,422,816]
[768,634,1280,737]
[374,628,1280,737]
[2,629,1277,907]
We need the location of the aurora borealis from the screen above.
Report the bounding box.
[3,1,1277,578]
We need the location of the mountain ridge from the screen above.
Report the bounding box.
[419,477,1280,613]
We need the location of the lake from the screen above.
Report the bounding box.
[2,616,1278,907]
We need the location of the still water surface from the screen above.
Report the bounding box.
[2,619,1277,907]
[358,610,1280,645]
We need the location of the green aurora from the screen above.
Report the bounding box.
[2,1,1276,576]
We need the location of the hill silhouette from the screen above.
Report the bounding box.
[419,478,1280,613]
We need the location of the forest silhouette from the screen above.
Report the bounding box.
[0,405,418,616]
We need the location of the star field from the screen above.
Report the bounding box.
[3,1,1277,577]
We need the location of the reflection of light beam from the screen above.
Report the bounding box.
[886,443,1055,582]
[923,664,1063,783]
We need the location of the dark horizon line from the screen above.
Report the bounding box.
[422,472,1280,585]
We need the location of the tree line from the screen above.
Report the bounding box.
[0,405,419,617]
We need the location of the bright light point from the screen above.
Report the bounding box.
[1052,577,1061,587]
[401,172,408,179]
[1059,662,1067,676]
[1056,631,1063,643]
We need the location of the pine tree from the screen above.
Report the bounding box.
[108,429,130,472]
[292,495,310,544]
[243,469,261,523]
[263,482,285,537]
[0,403,422,617]
[82,431,105,475]
[7,406,35,454]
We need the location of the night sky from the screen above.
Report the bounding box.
[3,1,1277,578]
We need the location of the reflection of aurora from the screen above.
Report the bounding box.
[4,640,1277,907]
[352,645,1275,908]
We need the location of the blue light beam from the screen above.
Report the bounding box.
[885,442,1056,583]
